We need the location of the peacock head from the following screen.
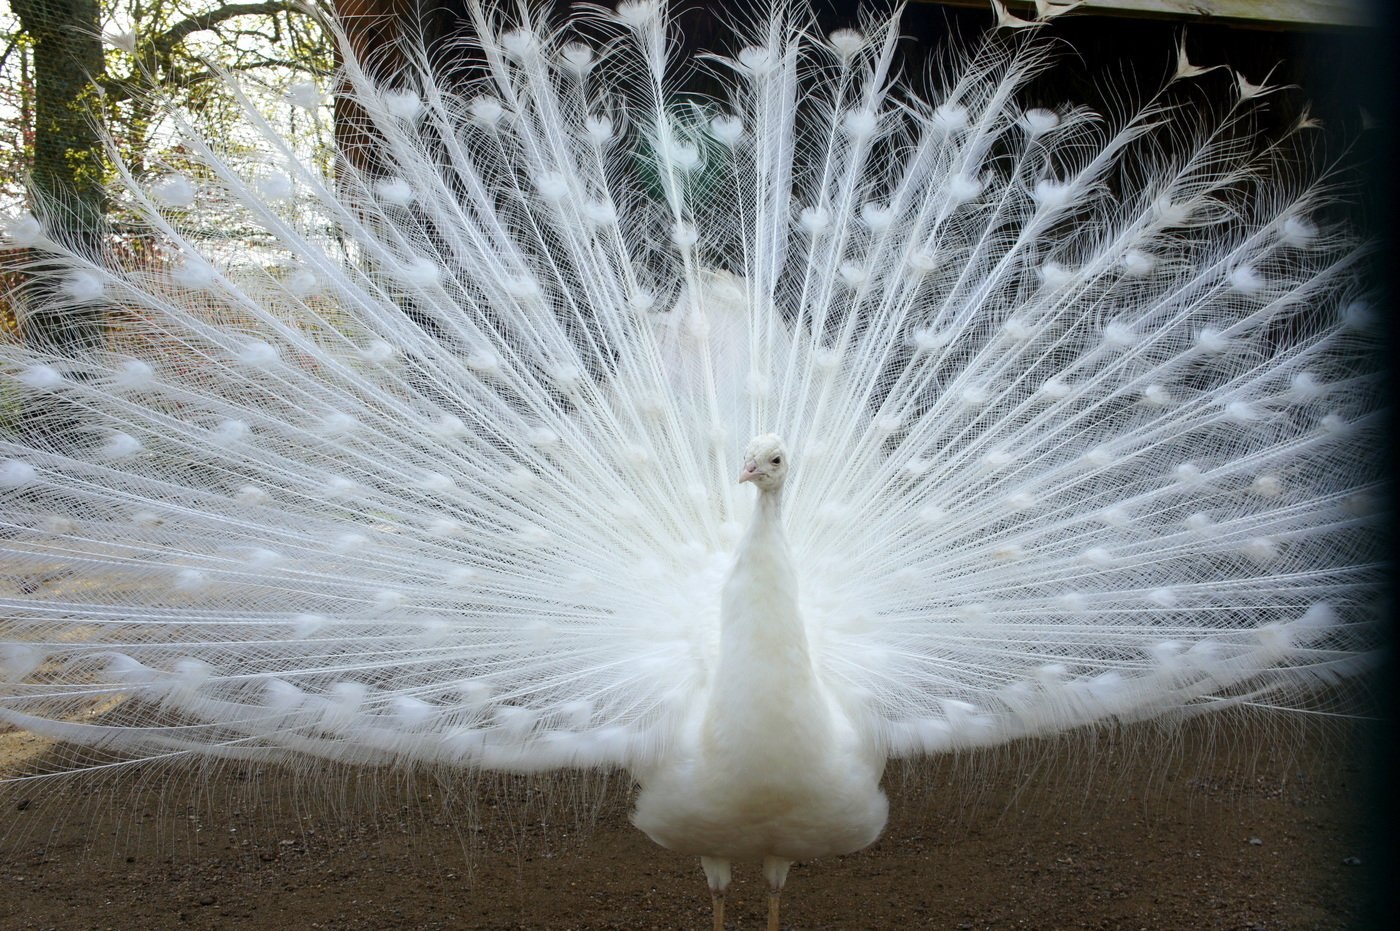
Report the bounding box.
[738,434,789,491]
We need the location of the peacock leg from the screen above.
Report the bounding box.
[763,856,792,931]
[700,856,731,931]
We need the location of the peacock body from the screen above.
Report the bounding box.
[0,0,1383,923]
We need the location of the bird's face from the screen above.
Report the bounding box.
[738,434,789,490]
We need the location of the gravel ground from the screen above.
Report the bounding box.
[0,714,1385,930]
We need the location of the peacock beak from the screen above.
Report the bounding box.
[738,461,759,484]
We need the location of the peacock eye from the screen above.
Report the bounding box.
[771,456,781,465]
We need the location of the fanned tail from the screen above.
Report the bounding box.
[0,2,1383,777]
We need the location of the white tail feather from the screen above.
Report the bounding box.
[0,1,1382,780]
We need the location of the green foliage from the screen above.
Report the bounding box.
[2,1,334,347]
[1,0,333,214]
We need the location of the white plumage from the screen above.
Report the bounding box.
[632,434,887,925]
[0,1,1382,926]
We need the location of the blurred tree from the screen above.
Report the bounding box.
[8,0,106,350]
[3,1,331,348]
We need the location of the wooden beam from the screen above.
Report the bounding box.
[919,0,1372,29]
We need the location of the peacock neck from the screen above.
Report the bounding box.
[745,486,786,551]
[710,486,814,720]
[731,486,796,616]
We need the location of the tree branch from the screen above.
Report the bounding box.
[97,1,320,104]
[153,1,307,53]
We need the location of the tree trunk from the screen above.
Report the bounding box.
[12,0,107,353]
[333,0,440,176]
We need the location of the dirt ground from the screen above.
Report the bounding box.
[0,714,1387,931]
